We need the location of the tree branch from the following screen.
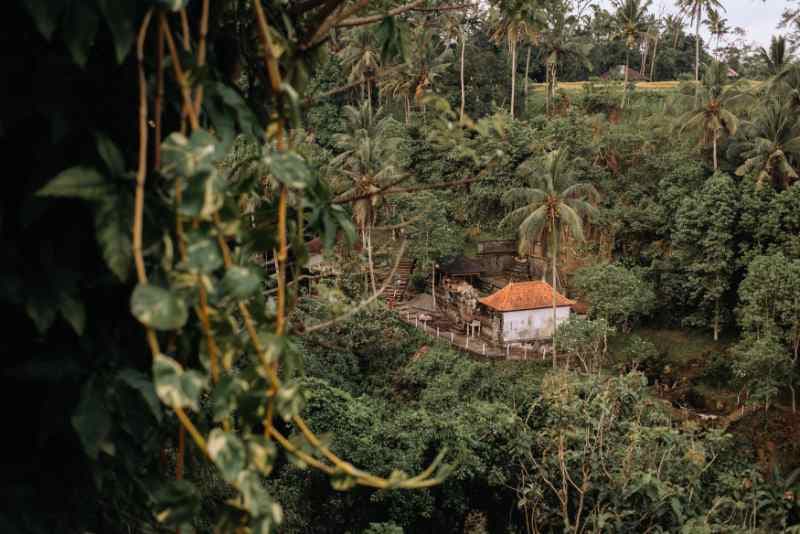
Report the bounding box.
[336,0,425,28]
[333,177,481,204]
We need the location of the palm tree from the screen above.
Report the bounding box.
[735,101,800,189]
[612,0,653,109]
[758,35,794,76]
[676,0,725,98]
[329,102,404,291]
[379,25,451,124]
[338,29,381,116]
[677,61,747,170]
[539,6,592,114]
[491,3,544,119]
[664,13,685,49]
[499,149,599,362]
[704,8,729,55]
[772,63,800,110]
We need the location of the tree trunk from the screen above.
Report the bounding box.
[367,226,377,295]
[713,299,720,341]
[510,39,517,119]
[524,45,531,112]
[713,134,718,171]
[695,8,701,104]
[551,220,558,368]
[459,30,466,122]
[367,78,372,120]
[640,39,648,77]
[622,50,630,109]
[650,33,659,81]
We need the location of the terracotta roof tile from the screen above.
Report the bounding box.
[479,281,574,312]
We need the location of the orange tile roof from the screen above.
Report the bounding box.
[479,281,575,312]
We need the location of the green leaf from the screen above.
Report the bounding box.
[63,1,100,67]
[118,368,163,422]
[211,375,247,422]
[94,192,133,281]
[96,0,136,63]
[154,480,201,526]
[270,152,310,189]
[71,382,112,460]
[177,169,225,219]
[152,354,206,411]
[212,82,261,140]
[95,132,126,177]
[26,288,58,334]
[222,267,262,299]
[24,0,68,40]
[235,471,274,518]
[186,238,223,274]
[247,437,277,476]
[131,285,188,331]
[275,383,305,421]
[208,429,247,483]
[59,292,86,336]
[161,130,220,180]
[37,166,109,200]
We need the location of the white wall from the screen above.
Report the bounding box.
[501,306,570,341]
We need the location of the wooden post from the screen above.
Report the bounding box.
[415,316,418,327]
[466,337,469,350]
[483,343,486,355]
[450,332,454,344]
[524,345,528,359]
[436,327,439,337]
[506,344,510,358]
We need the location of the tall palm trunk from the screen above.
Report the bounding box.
[510,39,517,119]
[650,33,659,81]
[459,30,466,121]
[713,133,718,171]
[524,46,532,113]
[366,78,373,120]
[640,39,648,77]
[551,221,558,368]
[694,7,701,103]
[622,49,630,109]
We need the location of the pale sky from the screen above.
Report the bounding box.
[595,0,792,47]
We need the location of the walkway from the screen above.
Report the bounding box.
[395,305,549,361]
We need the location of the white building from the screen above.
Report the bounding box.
[478,281,574,343]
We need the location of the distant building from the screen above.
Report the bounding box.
[479,281,574,343]
[600,65,647,82]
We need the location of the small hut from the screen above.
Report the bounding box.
[479,281,574,344]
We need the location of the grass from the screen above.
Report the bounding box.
[632,326,728,365]
[528,79,764,94]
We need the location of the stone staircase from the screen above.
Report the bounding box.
[384,258,416,308]
[506,258,530,281]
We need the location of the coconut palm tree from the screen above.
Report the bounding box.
[379,24,451,123]
[338,28,381,116]
[612,0,653,109]
[735,100,800,189]
[538,6,592,114]
[329,102,404,292]
[704,8,729,55]
[772,63,800,110]
[491,2,545,118]
[758,35,794,76]
[664,13,685,49]
[676,0,725,97]
[499,149,599,361]
[677,61,747,170]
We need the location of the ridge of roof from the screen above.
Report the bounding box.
[479,280,575,312]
